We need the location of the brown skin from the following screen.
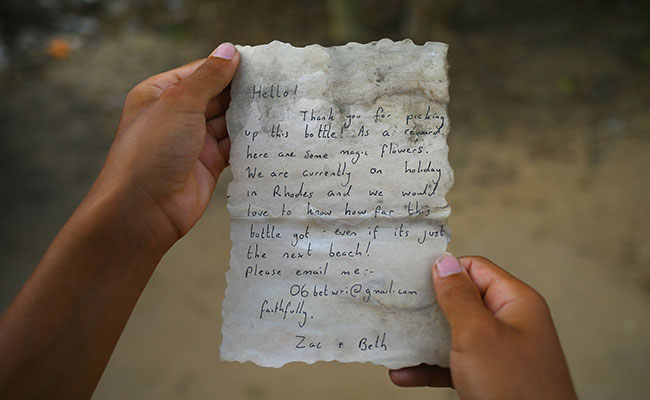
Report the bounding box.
[0,47,240,399]
[0,44,576,399]
[389,256,578,400]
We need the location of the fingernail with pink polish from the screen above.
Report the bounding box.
[436,254,462,277]
[212,42,236,60]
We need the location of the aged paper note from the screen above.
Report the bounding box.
[221,39,453,369]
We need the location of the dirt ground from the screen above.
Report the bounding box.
[1,1,649,399]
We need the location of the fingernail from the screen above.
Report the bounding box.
[211,42,236,60]
[436,254,462,277]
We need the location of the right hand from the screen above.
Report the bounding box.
[389,255,578,400]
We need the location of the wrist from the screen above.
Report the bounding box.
[76,180,180,267]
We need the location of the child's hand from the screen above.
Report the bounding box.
[389,255,577,400]
[90,42,240,252]
[0,43,241,399]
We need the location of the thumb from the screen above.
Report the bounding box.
[433,254,491,331]
[166,42,240,112]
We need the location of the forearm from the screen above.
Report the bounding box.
[0,47,236,398]
[0,185,175,399]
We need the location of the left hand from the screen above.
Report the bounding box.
[88,42,240,252]
[0,43,241,400]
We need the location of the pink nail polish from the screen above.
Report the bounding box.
[436,255,462,277]
[212,42,236,60]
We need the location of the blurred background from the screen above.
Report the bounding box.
[1,0,649,399]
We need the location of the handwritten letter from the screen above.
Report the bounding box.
[221,39,453,368]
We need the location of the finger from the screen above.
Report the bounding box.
[164,42,240,113]
[218,137,231,167]
[119,58,207,131]
[433,254,492,332]
[206,115,228,141]
[144,58,206,93]
[198,133,228,179]
[126,58,206,108]
[389,365,453,388]
[205,89,231,119]
[459,256,549,327]
[459,256,523,296]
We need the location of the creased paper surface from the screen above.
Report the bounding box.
[221,39,453,369]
